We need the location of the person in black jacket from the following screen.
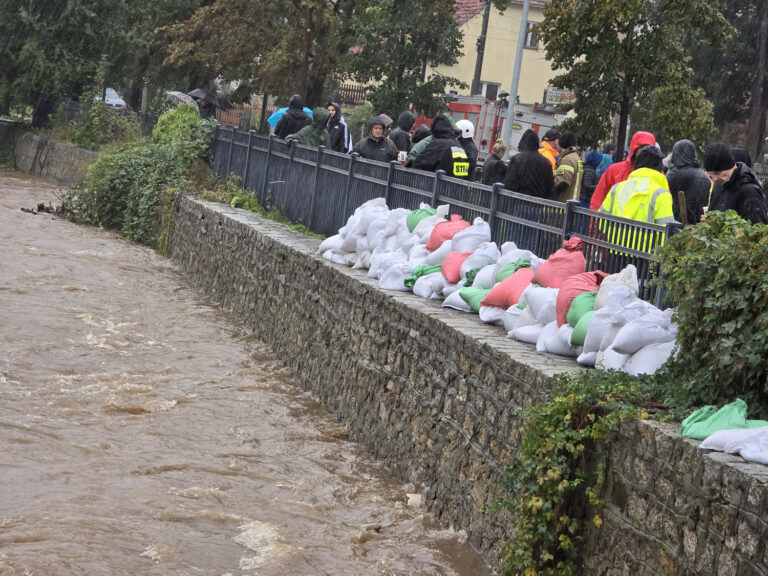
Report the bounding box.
[326,101,352,153]
[352,115,398,162]
[579,149,602,206]
[667,139,712,224]
[411,124,431,145]
[481,138,507,185]
[504,129,554,199]
[389,111,416,153]
[456,119,479,181]
[274,94,311,139]
[412,114,470,179]
[704,142,768,224]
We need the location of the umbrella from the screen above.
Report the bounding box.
[187,88,234,110]
[267,106,313,128]
[166,91,197,107]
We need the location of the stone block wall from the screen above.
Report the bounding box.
[15,133,97,187]
[169,196,768,574]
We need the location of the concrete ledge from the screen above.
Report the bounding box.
[15,133,96,187]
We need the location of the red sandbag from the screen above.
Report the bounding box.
[425,215,471,252]
[531,236,586,288]
[481,267,535,309]
[556,270,609,326]
[441,251,473,284]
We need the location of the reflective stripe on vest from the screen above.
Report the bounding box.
[451,146,470,178]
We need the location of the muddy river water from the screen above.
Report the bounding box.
[0,172,492,576]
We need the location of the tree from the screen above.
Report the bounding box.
[348,0,465,117]
[537,0,728,152]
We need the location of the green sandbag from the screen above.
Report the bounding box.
[496,258,531,282]
[518,299,528,310]
[404,264,442,288]
[566,291,598,327]
[681,399,768,441]
[406,208,437,233]
[570,310,594,347]
[464,265,487,287]
[459,286,492,313]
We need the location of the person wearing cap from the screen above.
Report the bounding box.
[703,142,768,224]
[590,131,657,210]
[539,128,560,170]
[667,139,711,225]
[552,131,582,203]
[352,115,398,162]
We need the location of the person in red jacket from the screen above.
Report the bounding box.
[589,131,656,210]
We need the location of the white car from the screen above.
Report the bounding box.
[103,88,126,110]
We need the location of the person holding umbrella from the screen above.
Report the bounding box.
[187,88,232,120]
[274,95,311,139]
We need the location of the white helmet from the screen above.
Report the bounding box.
[456,119,474,139]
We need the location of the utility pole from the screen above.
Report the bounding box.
[470,1,492,96]
[501,0,530,154]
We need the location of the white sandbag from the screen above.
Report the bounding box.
[379,263,413,291]
[366,218,388,244]
[425,239,453,266]
[451,218,491,253]
[514,305,538,330]
[442,282,463,297]
[413,272,447,300]
[497,248,542,270]
[322,249,348,265]
[367,229,385,253]
[624,341,676,376]
[525,287,559,319]
[343,253,357,267]
[471,264,499,288]
[594,265,639,310]
[340,229,361,252]
[356,235,369,254]
[535,301,557,326]
[595,347,631,371]
[517,284,533,308]
[413,205,449,242]
[357,205,390,237]
[577,351,598,366]
[383,207,411,236]
[503,305,523,333]
[537,321,580,357]
[499,241,518,254]
[409,244,429,260]
[399,232,421,256]
[443,290,473,312]
[353,251,371,269]
[460,243,500,280]
[511,323,543,344]
[479,305,505,325]
[598,322,624,353]
[611,311,676,355]
[582,310,615,354]
[317,234,344,254]
[557,324,575,346]
[368,249,407,279]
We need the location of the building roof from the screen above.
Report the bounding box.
[455,0,549,27]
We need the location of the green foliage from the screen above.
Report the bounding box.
[501,370,653,576]
[63,105,214,247]
[656,210,768,418]
[69,91,141,151]
[348,0,465,116]
[226,186,325,240]
[151,103,207,145]
[344,102,375,143]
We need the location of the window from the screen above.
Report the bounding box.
[482,82,501,101]
[524,21,540,50]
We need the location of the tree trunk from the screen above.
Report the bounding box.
[747,0,768,159]
[616,91,629,162]
[471,1,491,96]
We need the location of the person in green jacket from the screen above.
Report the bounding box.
[286,107,331,148]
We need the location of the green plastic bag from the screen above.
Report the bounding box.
[459,286,492,313]
[496,258,531,283]
[571,310,594,347]
[406,208,437,233]
[681,399,768,441]
[404,264,442,288]
[566,291,598,327]
[464,265,487,287]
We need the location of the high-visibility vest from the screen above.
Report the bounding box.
[450,146,470,179]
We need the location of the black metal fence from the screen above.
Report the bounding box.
[212,126,681,305]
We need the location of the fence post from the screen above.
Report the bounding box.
[260,134,274,205]
[242,129,254,190]
[225,126,235,178]
[385,161,397,206]
[563,199,578,238]
[308,145,325,230]
[341,153,358,225]
[488,183,502,240]
[654,221,684,308]
[431,170,445,207]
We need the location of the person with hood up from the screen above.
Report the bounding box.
[352,115,398,162]
[590,131,656,210]
[286,106,331,148]
[552,131,582,203]
[481,138,507,185]
[274,94,312,140]
[703,142,768,224]
[456,119,479,181]
[407,114,459,163]
[326,102,352,153]
[597,143,615,178]
[389,111,416,153]
[539,129,560,170]
[580,149,603,206]
[666,139,712,225]
[504,129,554,199]
[411,124,431,145]
[412,114,470,179]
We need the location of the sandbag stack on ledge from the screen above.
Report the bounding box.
[318,198,677,376]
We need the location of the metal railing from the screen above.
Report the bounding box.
[211,126,681,304]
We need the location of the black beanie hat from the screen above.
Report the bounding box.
[542,128,561,142]
[703,142,736,172]
[634,146,664,172]
[559,131,576,149]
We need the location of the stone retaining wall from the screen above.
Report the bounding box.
[15,133,96,187]
[165,196,768,574]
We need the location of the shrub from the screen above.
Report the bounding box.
[69,88,141,151]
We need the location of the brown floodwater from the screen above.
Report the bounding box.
[0,171,492,576]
